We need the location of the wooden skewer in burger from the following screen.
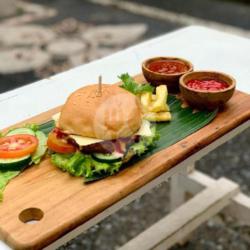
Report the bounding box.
[48,76,158,181]
[96,75,102,97]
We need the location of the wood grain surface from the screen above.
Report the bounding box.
[0,75,250,250]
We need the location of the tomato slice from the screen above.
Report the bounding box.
[0,134,38,159]
[47,131,76,154]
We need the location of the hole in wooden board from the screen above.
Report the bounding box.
[19,208,44,224]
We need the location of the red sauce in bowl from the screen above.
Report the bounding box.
[147,59,189,74]
[186,79,229,91]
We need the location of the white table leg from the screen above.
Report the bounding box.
[170,164,195,211]
[169,174,186,211]
[119,178,239,250]
[187,170,250,226]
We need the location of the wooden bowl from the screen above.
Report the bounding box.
[142,56,193,93]
[179,71,236,110]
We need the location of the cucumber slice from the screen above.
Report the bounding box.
[7,128,35,136]
[31,131,47,164]
[93,152,123,163]
[0,155,31,171]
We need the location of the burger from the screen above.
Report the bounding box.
[48,82,158,181]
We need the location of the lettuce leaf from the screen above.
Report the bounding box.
[25,123,40,132]
[51,152,123,180]
[123,126,159,162]
[119,73,154,95]
[52,152,85,176]
[0,171,20,201]
[51,126,159,182]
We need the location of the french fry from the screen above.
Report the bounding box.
[140,85,171,122]
[140,92,152,112]
[148,85,169,112]
[144,112,172,122]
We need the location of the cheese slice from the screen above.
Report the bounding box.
[69,135,103,146]
[52,113,152,146]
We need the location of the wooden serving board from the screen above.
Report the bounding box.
[0,75,250,250]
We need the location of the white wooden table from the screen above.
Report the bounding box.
[1,25,250,250]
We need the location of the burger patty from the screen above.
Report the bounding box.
[54,127,141,154]
[79,135,141,154]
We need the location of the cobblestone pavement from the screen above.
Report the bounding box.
[33,0,182,38]
[1,0,250,249]
[0,0,182,93]
[127,0,250,30]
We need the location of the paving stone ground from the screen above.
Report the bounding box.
[0,0,250,249]
[128,0,250,30]
[0,0,183,93]
[32,0,182,39]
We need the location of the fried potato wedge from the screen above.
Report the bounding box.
[140,85,171,122]
[149,85,169,112]
[141,85,169,113]
[144,112,172,122]
[140,92,152,112]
